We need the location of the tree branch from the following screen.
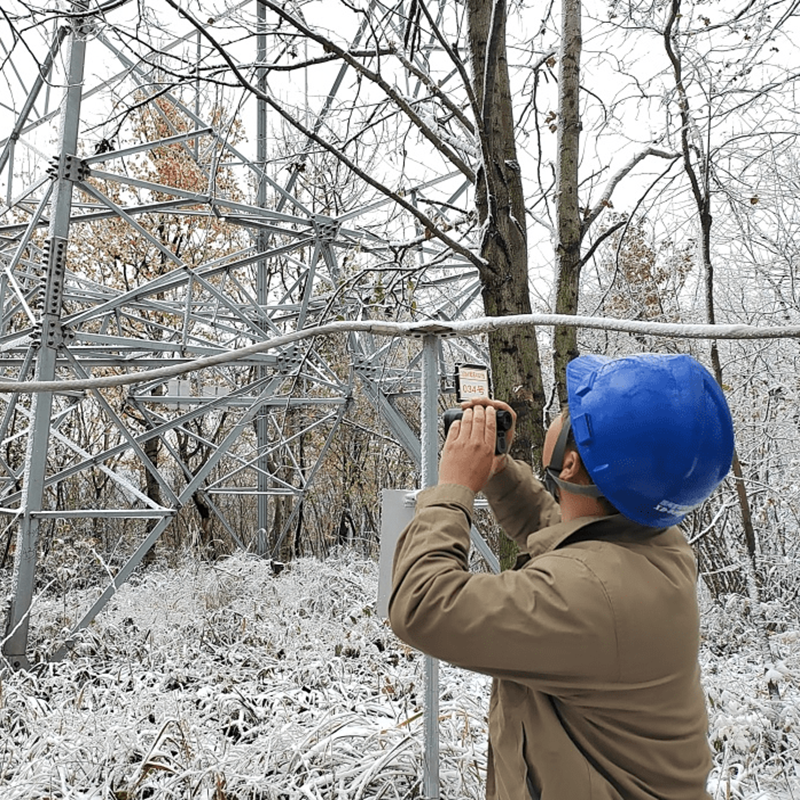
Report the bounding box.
[260,0,476,183]
[158,0,485,270]
[581,147,681,233]
[663,0,705,211]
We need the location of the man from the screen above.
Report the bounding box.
[389,353,733,800]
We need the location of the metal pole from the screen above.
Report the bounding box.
[255,0,270,541]
[3,9,88,669]
[420,333,440,799]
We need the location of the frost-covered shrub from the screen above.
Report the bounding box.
[701,594,800,799]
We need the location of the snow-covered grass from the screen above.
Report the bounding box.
[1,553,489,799]
[1,552,798,799]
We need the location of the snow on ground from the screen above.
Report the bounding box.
[1,553,490,799]
[0,552,798,799]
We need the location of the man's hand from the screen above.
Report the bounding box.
[438,400,516,493]
[460,397,517,464]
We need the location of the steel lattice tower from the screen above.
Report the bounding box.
[0,1,487,667]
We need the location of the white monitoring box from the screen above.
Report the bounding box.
[377,489,500,618]
[377,489,417,618]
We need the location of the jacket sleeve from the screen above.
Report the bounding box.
[482,457,560,548]
[388,483,619,684]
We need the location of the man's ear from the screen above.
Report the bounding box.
[560,449,584,482]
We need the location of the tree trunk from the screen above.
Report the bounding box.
[664,0,776,698]
[552,0,583,402]
[467,0,546,471]
[467,0,546,569]
[193,489,217,559]
[663,0,759,577]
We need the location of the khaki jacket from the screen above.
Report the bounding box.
[389,457,713,800]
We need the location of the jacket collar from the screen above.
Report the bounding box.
[525,514,669,558]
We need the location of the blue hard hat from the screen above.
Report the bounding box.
[566,353,735,527]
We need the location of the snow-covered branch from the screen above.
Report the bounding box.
[581,147,681,234]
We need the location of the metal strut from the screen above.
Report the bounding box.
[3,13,88,670]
